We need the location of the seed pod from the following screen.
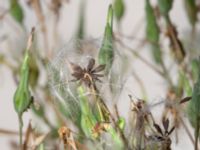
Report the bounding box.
[10,0,24,24]
[98,4,114,73]
[13,28,34,146]
[13,49,33,146]
[145,0,161,64]
[14,50,32,116]
[113,0,125,22]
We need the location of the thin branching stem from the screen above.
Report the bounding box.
[160,59,174,89]
[116,38,164,76]
[131,70,147,99]
[179,117,195,146]
[31,0,50,58]
[0,129,20,136]
[195,117,200,150]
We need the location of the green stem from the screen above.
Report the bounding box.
[18,115,23,148]
[108,127,123,149]
[195,117,200,150]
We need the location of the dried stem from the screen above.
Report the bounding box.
[30,0,50,57]
[0,129,20,136]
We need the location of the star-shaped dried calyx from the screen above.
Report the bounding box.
[149,118,175,147]
[70,58,105,87]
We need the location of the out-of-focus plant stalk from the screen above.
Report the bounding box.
[29,0,50,58]
[76,0,86,39]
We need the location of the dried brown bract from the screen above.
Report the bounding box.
[92,122,111,138]
[58,126,89,150]
[70,58,105,87]
[149,118,175,150]
[129,95,154,150]
[23,121,48,150]
[58,126,77,150]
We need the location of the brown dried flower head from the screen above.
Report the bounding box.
[70,58,105,87]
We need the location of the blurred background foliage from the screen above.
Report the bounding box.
[1,0,200,150]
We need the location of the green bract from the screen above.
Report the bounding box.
[98,4,114,73]
[113,0,125,22]
[10,0,24,24]
[14,50,32,116]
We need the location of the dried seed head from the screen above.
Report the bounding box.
[70,58,105,87]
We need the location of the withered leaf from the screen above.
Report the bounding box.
[154,123,163,135]
[168,126,175,135]
[162,118,169,131]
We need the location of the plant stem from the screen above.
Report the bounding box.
[179,117,195,146]
[131,70,147,99]
[18,115,23,148]
[92,83,130,149]
[160,59,174,89]
[116,39,164,77]
[195,117,200,150]
[0,129,19,136]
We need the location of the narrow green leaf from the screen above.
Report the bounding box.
[184,0,198,27]
[76,0,86,39]
[10,0,24,24]
[191,59,200,81]
[113,0,125,22]
[145,0,161,63]
[146,0,159,43]
[188,58,200,144]
[98,4,114,73]
[77,86,97,138]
